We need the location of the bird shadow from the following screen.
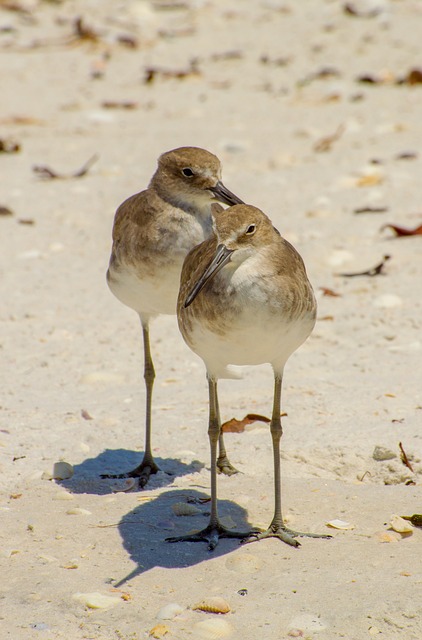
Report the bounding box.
[59,448,204,495]
[113,488,254,587]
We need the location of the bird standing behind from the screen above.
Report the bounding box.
[103,148,243,488]
[168,203,330,549]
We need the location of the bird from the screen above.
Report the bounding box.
[167,203,331,549]
[103,147,244,488]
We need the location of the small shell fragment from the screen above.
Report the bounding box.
[53,461,74,480]
[193,597,231,614]
[193,618,233,639]
[111,478,137,492]
[149,624,170,638]
[156,603,184,620]
[373,531,401,543]
[72,592,121,609]
[390,515,414,534]
[66,508,91,516]
[326,519,355,530]
[172,502,202,517]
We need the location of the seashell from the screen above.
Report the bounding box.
[53,461,74,480]
[225,552,262,574]
[156,603,184,620]
[66,508,91,516]
[72,592,121,609]
[193,597,231,614]
[373,530,401,543]
[172,502,202,517]
[389,515,413,534]
[193,618,233,639]
[149,623,170,638]
[326,519,355,530]
[111,478,136,492]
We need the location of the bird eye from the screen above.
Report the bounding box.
[245,224,256,235]
[182,167,194,177]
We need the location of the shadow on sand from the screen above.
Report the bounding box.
[60,448,204,495]
[112,488,254,587]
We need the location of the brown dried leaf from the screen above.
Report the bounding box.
[319,287,341,297]
[221,413,271,433]
[399,442,414,473]
[81,409,94,421]
[0,205,14,216]
[381,222,422,237]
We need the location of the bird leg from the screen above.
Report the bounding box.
[100,320,159,488]
[243,374,331,547]
[217,432,239,476]
[166,377,252,550]
[215,387,239,475]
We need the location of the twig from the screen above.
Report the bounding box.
[337,254,391,278]
[399,441,414,473]
[33,154,98,180]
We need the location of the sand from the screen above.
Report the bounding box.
[1,0,421,638]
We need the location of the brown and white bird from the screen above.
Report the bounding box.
[167,203,330,549]
[103,147,244,487]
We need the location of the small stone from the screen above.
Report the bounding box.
[372,446,397,461]
[52,461,74,480]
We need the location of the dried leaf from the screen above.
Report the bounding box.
[319,287,341,297]
[337,255,391,278]
[0,138,20,153]
[398,68,422,85]
[381,222,422,237]
[221,413,271,433]
[0,205,14,216]
[81,409,94,420]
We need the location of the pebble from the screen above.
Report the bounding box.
[52,461,74,480]
[53,490,74,501]
[72,592,121,609]
[372,446,396,461]
[326,249,355,267]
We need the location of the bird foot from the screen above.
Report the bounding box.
[216,455,240,476]
[100,458,160,489]
[242,523,332,548]
[166,521,255,551]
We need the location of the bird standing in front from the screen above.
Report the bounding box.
[168,203,330,549]
[104,147,244,488]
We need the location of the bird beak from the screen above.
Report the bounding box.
[184,244,234,308]
[209,181,244,206]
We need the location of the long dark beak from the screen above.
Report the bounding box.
[209,181,244,206]
[184,244,234,308]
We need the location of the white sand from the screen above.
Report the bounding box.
[1,1,421,638]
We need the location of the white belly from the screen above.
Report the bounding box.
[184,310,315,378]
[108,261,182,317]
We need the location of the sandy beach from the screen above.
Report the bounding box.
[1,1,421,638]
